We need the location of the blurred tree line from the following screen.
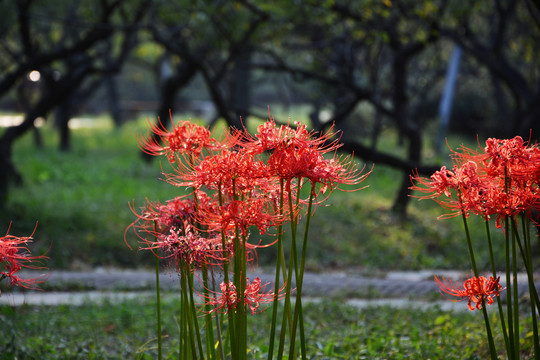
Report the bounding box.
[0,0,539,213]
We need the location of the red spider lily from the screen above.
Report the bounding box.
[435,274,503,311]
[125,194,205,250]
[267,145,321,183]
[410,162,483,217]
[301,153,372,197]
[481,136,538,179]
[243,118,341,156]
[139,112,235,162]
[207,277,285,315]
[412,137,540,223]
[199,197,283,237]
[141,225,223,269]
[264,132,370,197]
[168,150,271,194]
[0,224,48,292]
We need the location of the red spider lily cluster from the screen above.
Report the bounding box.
[434,275,503,311]
[0,224,48,293]
[127,112,368,312]
[208,277,285,315]
[412,136,540,359]
[411,136,540,226]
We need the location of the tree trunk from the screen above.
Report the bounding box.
[0,115,40,203]
[390,55,422,215]
[232,49,251,130]
[105,73,123,127]
[56,95,73,152]
[142,58,198,162]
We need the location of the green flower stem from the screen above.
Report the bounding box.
[504,216,516,360]
[268,180,285,360]
[483,218,509,356]
[460,211,479,277]
[515,216,540,359]
[180,268,196,360]
[277,181,303,359]
[187,269,204,359]
[519,215,540,314]
[210,266,226,360]
[179,275,185,360]
[183,267,198,359]
[503,168,518,360]
[236,232,248,360]
[510,219,519,359]
[152,221,163,360]
[231,228,241,359]
[155,255,163,360]
[460,211,497,360]
[277,243,295,360]
[289,189,314,360]
[202,267,217,360]
[217,183,236,358]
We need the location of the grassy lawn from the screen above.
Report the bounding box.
[0,297,520,359]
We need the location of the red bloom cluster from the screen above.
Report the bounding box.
[208,277,283,315]
[0,224,48,293]
[128,114,371,314]
[411,136,540,225]
[435,274,503,311]
[139,111,235,163]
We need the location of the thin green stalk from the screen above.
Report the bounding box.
[276,249,294,360]
[232,225,242,360]
[187,269,205,359]
[179,274,187,360]
[277,182,302,359]
[202,268,217,360]
[460,210,497,360]
[511,218,519,359]
[505,215,516,360]
[516,215,540,359]
[235,231,248,360]
[268,180,285,360]
[519,215,540,313]
[152,221,163,360]
[231,178,247,360]
[210,267,226,360]
[217,183,236,358]
[481,304,497,360]
[155,255,163,360]
[502,168,517,360]
[181,267,198,359]
[289,190,314,360]
[460,210,479,276]
[484,218,509,355]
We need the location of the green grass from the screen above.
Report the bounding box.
[2,297,530,359]
[0,114,524,271]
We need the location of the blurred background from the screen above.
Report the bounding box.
[0,0,538,271]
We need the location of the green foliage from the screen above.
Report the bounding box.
[2,298,536,359]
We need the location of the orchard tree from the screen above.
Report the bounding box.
[251,0,447,213]
[0,0,150,202]
[439,0,540,139]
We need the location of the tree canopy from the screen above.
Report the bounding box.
[1,0,539,212]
